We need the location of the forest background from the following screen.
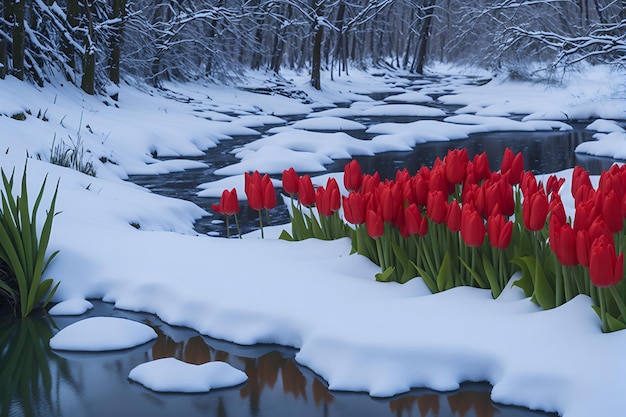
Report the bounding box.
[1,0,625,95]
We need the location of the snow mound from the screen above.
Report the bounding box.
[48,299,94,316]
[128,358,248,393]
[50,317,157,351]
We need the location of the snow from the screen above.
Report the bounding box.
[290,116,366,131]
[48,298,94,316]
[2,64,626,417]
[128,358,248,393]
[49,317,157,351]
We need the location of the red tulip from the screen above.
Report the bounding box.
[576,230,592,267]
[379,185,396,223]
[343,193,366,225]
[428,164,448,194]
[366,209,384,239]
[461,204,486,247]
[522,190,549,231]
[246,182,264,211]
[282,168,300,196]
[588,218,614,248]
[487,213,513,250]
[445,148,468,185]
[315,178,340,216]
[589,235,624,287]
[545,175,565,196]
[212,188,240,216]
[361,172,381,195]
[402,203,423,237]
[571,166,593,198]
[574,183,595,206]
[573,198,599,232]
[599,169,625,202]
[427,190,448,224]
[344,160,363,193]
[549,194,567,226]
[446,200,461,233]
[298,175,316,207]
[472,151,491,182]
[549,218,578,266]
[521,171,538,198]
[262,174,276,210]
[501,148,524,185]
[413,170,429,206]
[601,189,623,233]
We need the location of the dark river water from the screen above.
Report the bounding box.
[3,76,616,417]
[2,301,556,417]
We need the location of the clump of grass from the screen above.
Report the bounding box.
[50,135,97,177]
[0,164,60,318]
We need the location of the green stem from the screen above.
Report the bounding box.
[609,286,626,323]
[234,214,241,239]
[258,209,264,239]
[600,287,609,332]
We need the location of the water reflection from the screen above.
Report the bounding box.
[1,302,554,417]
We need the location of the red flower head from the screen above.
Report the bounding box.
[545,175,565,196]
[446,200,461,233]
[427,190,448,224]
[521,171,539,199]
[576,229,592,267]
[343,193,366,225]
[549,218,578,266]
[343,160,363,193]
[212,188,240,216]
[549,193,567,227]
[262,174,276,210]
[571,166,593,198]
[445,148,469,185]
[589,235,624,288]
[574,198,599,233]
[413,169,430,207]
[429,164,449,195]
[298,175,316,207]
[461,204,486,247]
[402,203,424,237]
[245,171,264,211]
[315,178,341,216]
[282,167,300,196]
[501,148,524,185]
[487,213,513,250]
[472,151,491,182]
[361,172,381,195]
[522,190,549,232]
[600,189,623,233]
[366,209,384,239]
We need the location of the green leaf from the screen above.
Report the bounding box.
[591,305,626,332]
[458,256,486,290]
[375,266,396,282]
[482,253,502,299]
[412,263,438,293]
[278,229,295,241]
[512,256,555,310]
[511,256,534,297]
[392,242,416,284]
[436,252,454,291]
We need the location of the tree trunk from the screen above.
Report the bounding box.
[310,1,324,90]
[0,0,10,79]
[413,0,435,74]
[81,0,95,95]
[10,0,24,80]
[108,0,125,97]
[311,22,323,90]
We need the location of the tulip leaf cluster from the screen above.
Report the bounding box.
[0,164,60,318]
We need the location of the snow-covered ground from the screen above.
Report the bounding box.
[1,64,626,416]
